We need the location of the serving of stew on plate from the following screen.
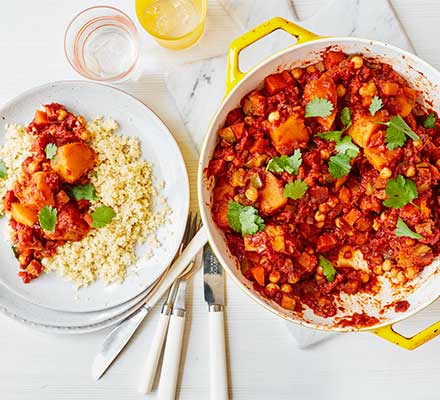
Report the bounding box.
[3,104,96,283]
[207,50,440,319]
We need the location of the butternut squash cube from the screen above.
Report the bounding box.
[11,203,38,227]
[19,171,55,210]
[347,110,386,148]
[269,114,309,155]
[51,142,95,183]
[264,225,285,252]
[303,74,337,131]
[364,146,399,171]
[259,171,287,215]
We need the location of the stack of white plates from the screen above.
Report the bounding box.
[0,81,189,334]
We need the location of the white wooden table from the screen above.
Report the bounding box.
[2,1,440,399]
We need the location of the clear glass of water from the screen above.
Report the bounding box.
[64,6,139,82]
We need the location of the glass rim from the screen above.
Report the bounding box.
[135,0,208,42]
[64,5,140,82]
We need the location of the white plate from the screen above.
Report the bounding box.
[0,81,189,313]
[0,281,150,334]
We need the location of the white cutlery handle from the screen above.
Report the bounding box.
[209,306,228,400]
[158,311,186,400]
[138,310,171,393]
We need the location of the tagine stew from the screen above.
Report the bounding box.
[3,104,100,283]
[207,50,440,320]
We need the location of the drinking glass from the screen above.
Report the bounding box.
[135,0,208,50]
[65,6,140,82]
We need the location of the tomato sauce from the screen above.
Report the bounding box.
[207,51,440,323]
[3,104,95,283]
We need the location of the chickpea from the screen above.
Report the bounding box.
[372,219,380,231]
[405,267,417,280]
[281,295,296,311]
[314,210,326,222]
[57,109,68,121]
[315,62,325,72]
[382,259,394,272]
[266,283,280,292]
[306,65,316,74]
[395,271,406,284]
[245,187,258,202]
[405,238,415,246]
[319,203,330,213]
[327,196,339,208]
[359,82,377,97]
[336,84,346,97]
[231,169,246,187]
[405,165,416,177]
[380,167,392,179]
[315,221,325,229]
[320,149,330,160]
[269,270,281,283]
[390,268,399,278]
[268,111,280,123]
[360,272,370,283]
[351,56,364,69]
[373,265,383,275]
[291,68,303,80]
[281,283,293,294]
[77,115,86,126]
[413,140,423,149]
[335,218,342,229]
[244,116,253,125]
[224,155,234,162]
[316,266,324,275]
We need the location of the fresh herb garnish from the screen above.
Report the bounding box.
[319,256,337,282]
[227,201,265,236]
[423,113,436,129]
[383,175,418,208]
[266,149,302,175]
[382,115,420,150]
[44,143,57,161]
[91,206,115,228]
[70,184,98,201]
[317,130,343,142]
[395,217,424,240]
[328,153,352,179]
[11,245,19,259]
[283,179,308,200]
[335,136,359,158]
[340,106,352,129]
[305,98,334,118]
[369,96,383,116]
[0,159,7,179]
[38,205,57,233]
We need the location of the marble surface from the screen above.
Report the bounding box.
[2,1,440,400]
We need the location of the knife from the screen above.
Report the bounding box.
[203,244,229,400]
[91,227,208,381]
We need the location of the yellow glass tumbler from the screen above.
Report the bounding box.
[135,0,208,50]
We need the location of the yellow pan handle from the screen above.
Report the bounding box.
[374,320,440,350]
[225,17,321,95]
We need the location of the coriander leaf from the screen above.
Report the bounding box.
[423,113,436,129]
[328,153,352,178]
[44,143,57,161]
[227,201,265,236]
[38,205,57,233]
[319,256,337,282]
[369,96,383,116]
[395,217,424,240]
[335,136,359,158]
[227,201,243,233]
[91,206,115,228]
[283,180,308,200]
[0,159,7,179]
[340,107,352,129]
[383,175,418,208]
[266,149,302,175]
[305,98,334,118]
[317,130,343,142]
[384,115,420,150]
[70,184,98,201]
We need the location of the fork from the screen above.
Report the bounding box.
[137,213,200,393]
[157,221,203,399]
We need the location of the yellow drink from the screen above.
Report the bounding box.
[136,0,207,50]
